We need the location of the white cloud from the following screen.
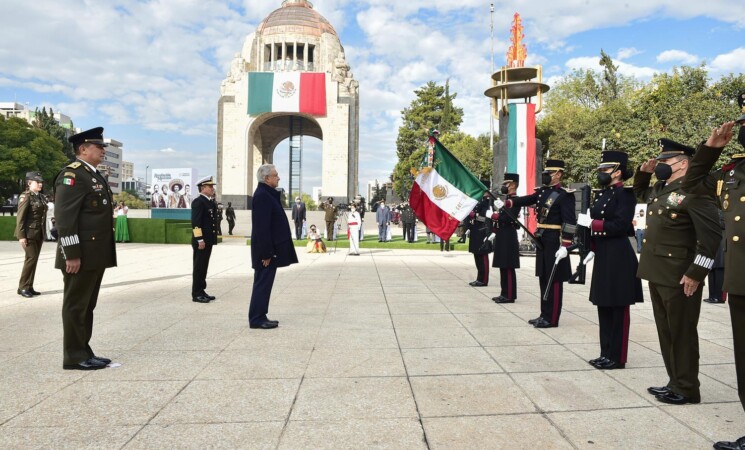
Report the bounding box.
[710,47,745,73]
[617,47,642,60]
[657,49,700,65]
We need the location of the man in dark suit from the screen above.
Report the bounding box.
[191,176,218,303]
[225,202,236,235]
[635,138,721,405]
[291,196,306,240]
[249,164,298,329]
[54,127,117,370]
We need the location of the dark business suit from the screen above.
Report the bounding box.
[291,201,306,240]
[249,182,298,325]
[191,194,218,298]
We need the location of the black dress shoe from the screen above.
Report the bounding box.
[528,317,541,325]
[468,281,478,286]
[492,296,515,303]
[29,288,41,296]
[63,358,108,370]
[18,289,34,298]
[192,296,211,303]
[589,356,607,366]
[92,355,112,364]
[704,298,725,304]
[470,281,487,287]
[533,318,556,328]
[202,293,216,300]
[594,359,625,370]
[250,321,278,329]
[655,391,700,405]
[713,436,745,450]
[647,386,671,396]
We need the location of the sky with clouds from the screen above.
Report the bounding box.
[1,0,744,198]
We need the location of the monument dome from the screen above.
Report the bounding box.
[258,0,338,38]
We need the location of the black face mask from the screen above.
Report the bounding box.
[738,125,745,149]
[597,172,612,186]
[541,173,553,186]
[654,163,673,181]
[500,185,509,195]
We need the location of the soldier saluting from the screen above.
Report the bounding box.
[634,138,721,405]
[680,103,745,449]
[15,171,48,298]
[54,127,117,370]
[505,160,576,328]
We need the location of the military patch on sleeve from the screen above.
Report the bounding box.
[62,177,75,186]
[18,194,26,203]
[66,162,82,169]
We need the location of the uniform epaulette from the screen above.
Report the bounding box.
[561,187,576,193]
[66,162,82,169]
[623,186,634,191]
[732,154,745,160]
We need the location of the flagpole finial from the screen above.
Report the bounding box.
[428,128,440,138]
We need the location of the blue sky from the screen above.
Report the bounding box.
[1,0,744,197]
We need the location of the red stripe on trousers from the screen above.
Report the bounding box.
[482,254,489,284]
[620,306,630,364]
[551,281,560,325]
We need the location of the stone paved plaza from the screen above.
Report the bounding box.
[0,239,742,449]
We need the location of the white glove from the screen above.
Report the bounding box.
[486,232,496,242]
[583,251,595,265]
[576,208,592,228]
[554,246,568,261]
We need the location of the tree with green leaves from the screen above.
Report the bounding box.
[113,191,146,209]
[0,116,68,203]
[33,107,74,160]
[392,80,464,199]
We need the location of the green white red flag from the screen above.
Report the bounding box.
[247,72,326,116]
[409,131,488,240]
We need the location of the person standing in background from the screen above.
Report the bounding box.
[291,196,306,240]
[225,202,236,235]
[376,200,391,242]
[347,204,361,255]
[191,176,218,303]
[15,171,47,298]
[633,209,646,253]
[114,201,130,243]
[45,194,55,241]
[321,197,338,240]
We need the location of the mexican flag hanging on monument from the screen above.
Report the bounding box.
[247,72,326,116]
[409,130,488,241]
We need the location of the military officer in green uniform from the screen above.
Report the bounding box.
[634,138,722,405]
[681,109,745,450]
[14,171,48,298]
[55,127,117,370]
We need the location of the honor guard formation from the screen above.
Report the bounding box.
[10,94,745,449]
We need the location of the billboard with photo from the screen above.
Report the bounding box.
[151,168,195,209]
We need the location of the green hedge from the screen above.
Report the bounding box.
[0,216,16,240]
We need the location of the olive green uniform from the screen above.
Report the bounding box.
[634,171,721,401]
[14,190,47,291]
[682,144,745,411]
[54,160,117,366]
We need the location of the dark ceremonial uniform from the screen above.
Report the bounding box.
[510,183,576,326]
[54,137,117,367]
[191,189,218,300]
[215,202,223,236]
[491,174,522,302]
[588,181,644,368]
[400,205,416,242]
[15,177,48,296]
[468,196,493,286]
[634,140,721,403]
[682,143,745,414]
[705,211,726,303]
[322,200,338,240]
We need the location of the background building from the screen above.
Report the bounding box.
[100,138,124,194]
[121,161,134,181]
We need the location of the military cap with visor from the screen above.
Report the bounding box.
[502,173,520,184]
[68,127,109,149]
[544,159,565,171]
[656,138,695,160]
[597,150,628,171]
[25,171,44,182]
[196,176,217,187]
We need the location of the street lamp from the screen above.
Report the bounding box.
[145,165,150,217]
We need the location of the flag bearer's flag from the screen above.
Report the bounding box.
[409,129,488,241]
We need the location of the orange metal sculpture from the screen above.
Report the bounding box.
[506,13,527,68]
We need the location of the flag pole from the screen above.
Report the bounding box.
[489,2,495,158]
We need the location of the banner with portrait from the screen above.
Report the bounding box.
[151,168,195,209]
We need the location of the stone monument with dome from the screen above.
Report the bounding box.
[217,0,359,208]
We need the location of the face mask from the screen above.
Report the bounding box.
[541,172,553,186]
[654,163,673,181]
[500,185,509,195]
[738,126,745,149]
[597,172,612,186]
